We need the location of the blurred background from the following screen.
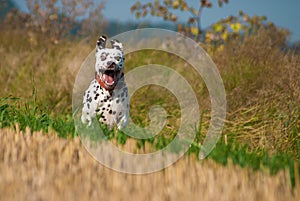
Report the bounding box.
[2,0,300,42]
[4,0,300,40]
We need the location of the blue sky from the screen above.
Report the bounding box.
[13,0,300,42]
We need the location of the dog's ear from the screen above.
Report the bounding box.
[110,39,123,52]
[96,35,107,51]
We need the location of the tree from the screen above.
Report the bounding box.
[4,0,106,43]
[131,0,229,41]
[0,0,16,19]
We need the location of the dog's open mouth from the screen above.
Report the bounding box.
[102,69,120,86]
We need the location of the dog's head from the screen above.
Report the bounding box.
[95,35,125,90]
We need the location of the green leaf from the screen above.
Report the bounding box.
[190,26,199,35]
[213,23,223,32]
[172,0,179,9]
[230,22,242,33]
[130,1,141,12]
[135,12,141,19]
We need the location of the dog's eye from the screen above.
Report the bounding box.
[100,53,107,61]
[114,56,121,61]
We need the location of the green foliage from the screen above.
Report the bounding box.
[77,119,129,145]
[187,134,299,187]
[205,11,290,51]
[131,1,290,49]
[0,97,75,138]
[131,0,229,40]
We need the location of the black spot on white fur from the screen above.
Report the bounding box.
[81,35,129,129]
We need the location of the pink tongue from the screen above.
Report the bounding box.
[103,74,114,85]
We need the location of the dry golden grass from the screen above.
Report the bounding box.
[0,127,299,201]
[0,29,93,113]
[211,30,300,158]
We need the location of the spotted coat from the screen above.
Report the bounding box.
[81,35,129,129]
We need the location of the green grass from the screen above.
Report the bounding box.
[0,97,75,138]
[1,96,299,187]
[205,138,298,187]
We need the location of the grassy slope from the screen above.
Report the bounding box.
[0,26,299,194]
[0,28,299,156]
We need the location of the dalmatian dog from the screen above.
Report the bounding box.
[81,35,129,129]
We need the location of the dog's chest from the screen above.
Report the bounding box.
[92,80,129,126]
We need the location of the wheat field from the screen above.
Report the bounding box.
[0,127,299,201]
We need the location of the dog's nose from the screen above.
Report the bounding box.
[107,61,115,68]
